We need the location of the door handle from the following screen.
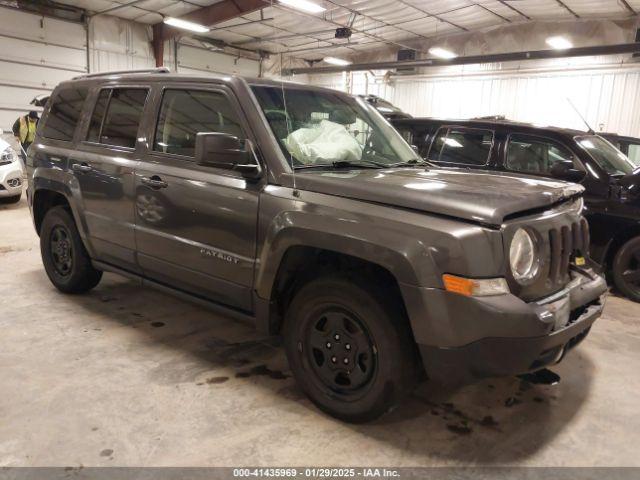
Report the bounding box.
[72,162,92,173]
[141,175,168,189]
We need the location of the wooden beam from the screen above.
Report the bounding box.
[152,0,264,67]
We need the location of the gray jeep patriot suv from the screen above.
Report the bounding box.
[27,68,607,422]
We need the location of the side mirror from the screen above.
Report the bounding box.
[195,132,262,179]
[550,162,586,183]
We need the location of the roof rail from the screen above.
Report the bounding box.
[73,67,170,80]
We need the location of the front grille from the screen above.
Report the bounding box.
[547,218,589,286]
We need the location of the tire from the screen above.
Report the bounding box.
[6,192,21,204]
[40,206,102,294]
[283,275,419,423]
[612,236,640,302]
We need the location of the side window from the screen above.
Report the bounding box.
[428,128,493,165]
[506,135,575,175]
[397,128,413,145]
[86,88,148,148]
[87,89,110,143]
[41,87,88,141]
[153,89,244,158]
[627,144,640,166]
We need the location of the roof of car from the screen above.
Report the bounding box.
[63,69,341,93]
[392,116,591,137]
[600,132,640,142]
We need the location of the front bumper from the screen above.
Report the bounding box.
[0,162,24,197]
[401,270,607,383]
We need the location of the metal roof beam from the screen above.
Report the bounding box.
[555,0,580,18]
[283,42,640,75]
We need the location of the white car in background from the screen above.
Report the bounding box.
[0,132,24,203]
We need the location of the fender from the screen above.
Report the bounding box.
[31,170,97,259]
[255,214,423,302]
[253,190,503,301]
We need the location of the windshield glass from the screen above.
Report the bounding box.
[575,135,636,176]
[251,85,420,169]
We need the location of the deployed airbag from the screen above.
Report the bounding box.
[284,120,362,164]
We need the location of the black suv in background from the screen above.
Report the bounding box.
[393,117,640,301]
[28,71,606,421]
[360,94,411,120]
[601,132,640,167]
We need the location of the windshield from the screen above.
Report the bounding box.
[575,135,636,176]
[251,85,420,169]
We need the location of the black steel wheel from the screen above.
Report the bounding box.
[40,206,102,293]
[613,236,640,302]
[283,275,419,423]
[50,225,73,277]
[304,309,377,398]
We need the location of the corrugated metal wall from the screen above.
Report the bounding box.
[89,16,154,73]
[0,6,86,132]
[310,62,640,137]
[176,43,260,77]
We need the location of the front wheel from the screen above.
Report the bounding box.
[40,206,102,293]
[612,236,640,302]
[283,275,419,423]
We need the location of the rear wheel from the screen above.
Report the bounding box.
[40,206,102,293]
[283,275,419,423]
[612,236,640,302]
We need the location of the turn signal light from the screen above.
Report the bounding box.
[442,274,510,297]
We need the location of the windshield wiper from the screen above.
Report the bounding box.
[293,159,388,170]
[391,158,432,168]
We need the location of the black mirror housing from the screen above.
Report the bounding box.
[195,132,262,179]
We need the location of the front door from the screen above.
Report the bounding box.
[134,85,260,312]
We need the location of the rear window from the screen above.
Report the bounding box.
[428,127,493,165]
[86,88,148,148]
[41,87,88,141]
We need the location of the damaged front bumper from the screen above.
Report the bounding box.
[402,269,608,384]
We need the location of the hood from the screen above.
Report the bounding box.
[293,167,584,226]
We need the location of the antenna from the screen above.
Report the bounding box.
[272,2,297,196]
[567,98,595,134]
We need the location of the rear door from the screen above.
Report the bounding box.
[72,86,150,273]
[134,83,261,312]
[426,126,496,170]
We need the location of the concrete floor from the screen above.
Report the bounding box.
[1,194,639,468]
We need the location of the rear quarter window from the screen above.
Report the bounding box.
[41,86,88,142]
[428,127,493,166]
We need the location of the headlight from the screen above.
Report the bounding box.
[0,147,17,164]
[509,228,539,283]
[575,196,584,214]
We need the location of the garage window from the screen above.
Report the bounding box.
[87,88,148,149]
[428,128,493,165]
[153,89,243,158]
[41,87,88,142]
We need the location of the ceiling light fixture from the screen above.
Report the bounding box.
[324,56,351,66]
[428,47,457,59]
[279,0,326,14]
[546,36,573,50]
[163,17,210,33]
